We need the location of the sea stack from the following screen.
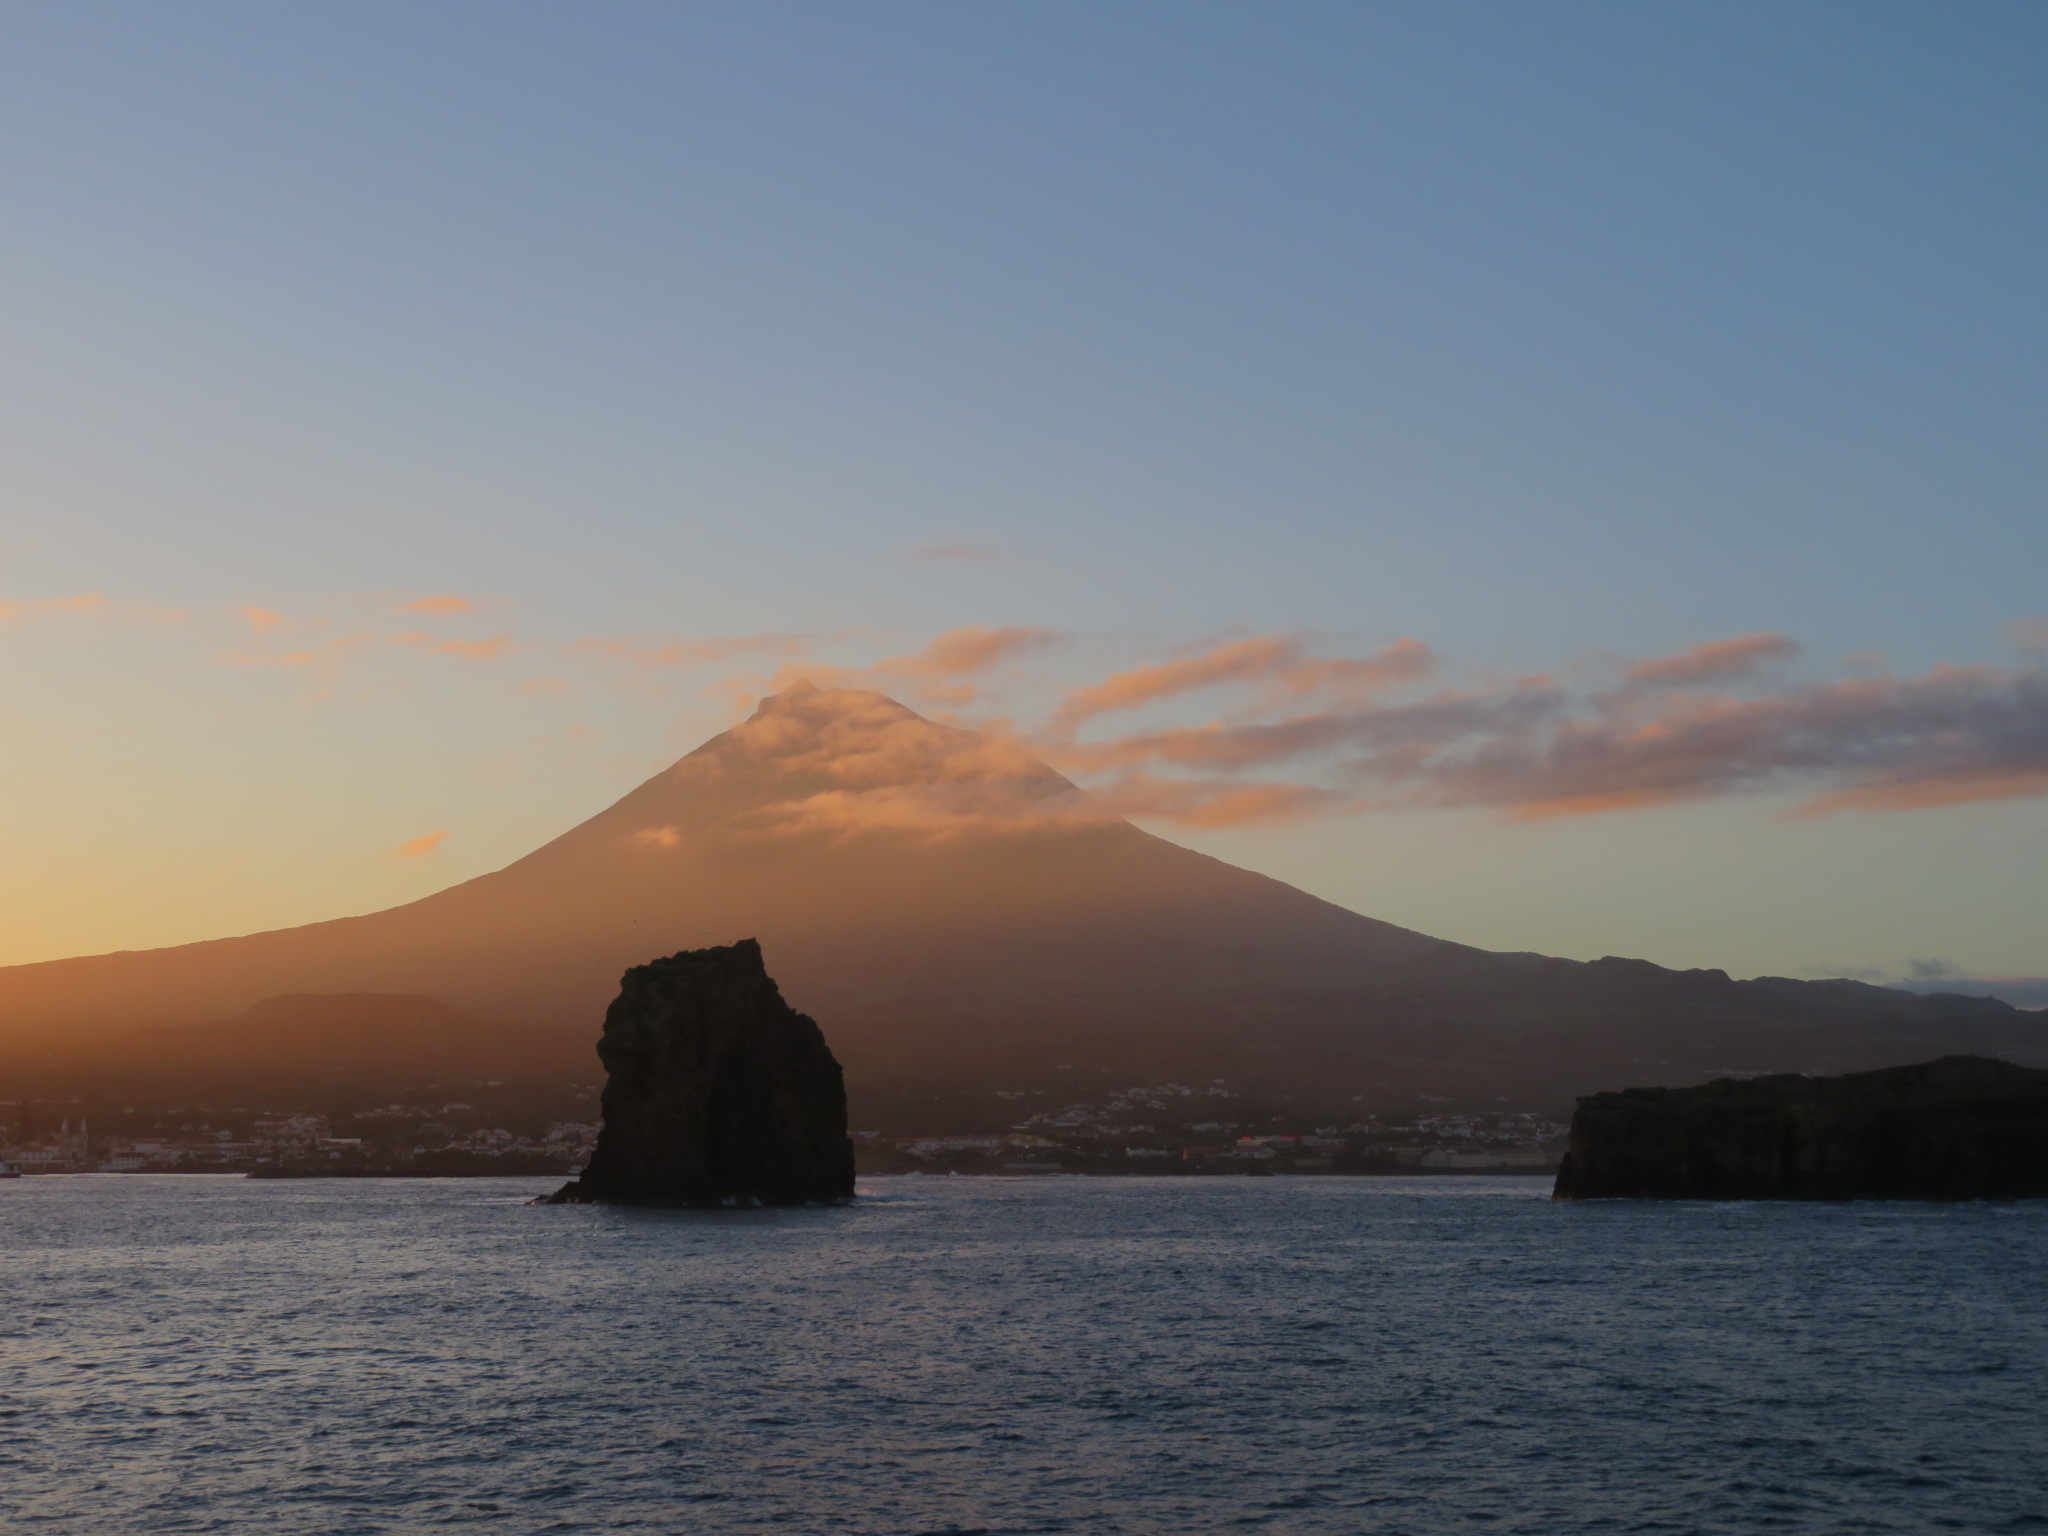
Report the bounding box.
[544,939,855,1207]
[1553,1055,2048,1200]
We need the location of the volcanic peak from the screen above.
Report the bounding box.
[639,683,1097,841]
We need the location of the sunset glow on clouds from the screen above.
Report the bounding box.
[1033,643,2048,826]
[707,630,2048,832]
[609,622,2048,833]
[0,592,189,628]
[398,595,476,616]
[394,830,449,859]
[698,625,1067,709]
[1623,633,1800,687]
[428,633,517,661]
[1051,635,1436,732]
[12,590,2048,841]
[0,592,108,622]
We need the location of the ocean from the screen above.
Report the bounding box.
[2,1174,2043,1534]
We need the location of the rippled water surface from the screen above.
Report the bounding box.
[3,1174,2045,1534]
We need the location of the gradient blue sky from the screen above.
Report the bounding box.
[2,2,2044,988]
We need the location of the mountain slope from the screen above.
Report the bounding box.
[0,684,2037,1110]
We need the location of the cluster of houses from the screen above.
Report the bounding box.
[0,1112,601,1174]
[1,1082,1563,1178]
[856,1090,1567,1174]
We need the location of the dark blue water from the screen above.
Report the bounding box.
[2,1174,2044,1534]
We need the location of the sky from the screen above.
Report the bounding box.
[1,1,2044,994]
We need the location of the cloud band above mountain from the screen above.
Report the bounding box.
[708,629,2048,830]
[16,588,2047,830]
[1037,646,2048,824]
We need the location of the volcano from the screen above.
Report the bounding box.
[0,683,2040,1116]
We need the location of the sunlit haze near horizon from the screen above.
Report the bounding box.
[2,3,2044,991]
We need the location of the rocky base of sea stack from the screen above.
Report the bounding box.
[541,939,854,1209]
[1553,1055,2048,1200]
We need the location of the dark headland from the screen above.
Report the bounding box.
[543,939,855,1208]
[1553,1055,2048,1200]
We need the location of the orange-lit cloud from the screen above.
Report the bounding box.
[400,595,476,616]
[676,681,1096,841]
[1416,665,2048,819]
[676,676,1359,836]
[871,624,1062,704]
[387,629,519,659]
[915,625,1059,675]
[738,784,1101,840]
[1626,633,1799,687]
[394,830,449,859]
[1083,772,1358,827]
[715,681,1070,793]
[0,591,109,623]
[432,632,516,661]
[1025,639,2048,825]
[223,634,376,670]
[740,625,1064,711]
[56,591,2048,833]
[1052,635,1434,732]
[1793,769,2048,817]
[676,628,2048,830]
[1501,789,1704,821]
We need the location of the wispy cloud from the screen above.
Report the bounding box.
[678,622,2048,829]
[394,829,449,859]
[743,625,1065,710]
[1082,771,1358,827]
[1051,635,1435,733]
[867,624,1063,705]
[398,595,476,616]
[0,592,109,623]
[1046,648,2048,822]
[1625,632,1799,687]
[223,634,377,671]
[387,630,520,661]
[25,587,2048,832]
[430,632,516,661]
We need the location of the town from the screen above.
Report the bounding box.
[1,1079,1564,1176]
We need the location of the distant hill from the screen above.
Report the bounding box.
[65,993,583,1084]
[0,684,2039,1115]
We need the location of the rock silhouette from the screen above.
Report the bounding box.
[1553,1055,2048,1200]
[544,940,854,1207]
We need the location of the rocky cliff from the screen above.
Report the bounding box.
[545,940,854,1207]
[1553,1055,2048,1200]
